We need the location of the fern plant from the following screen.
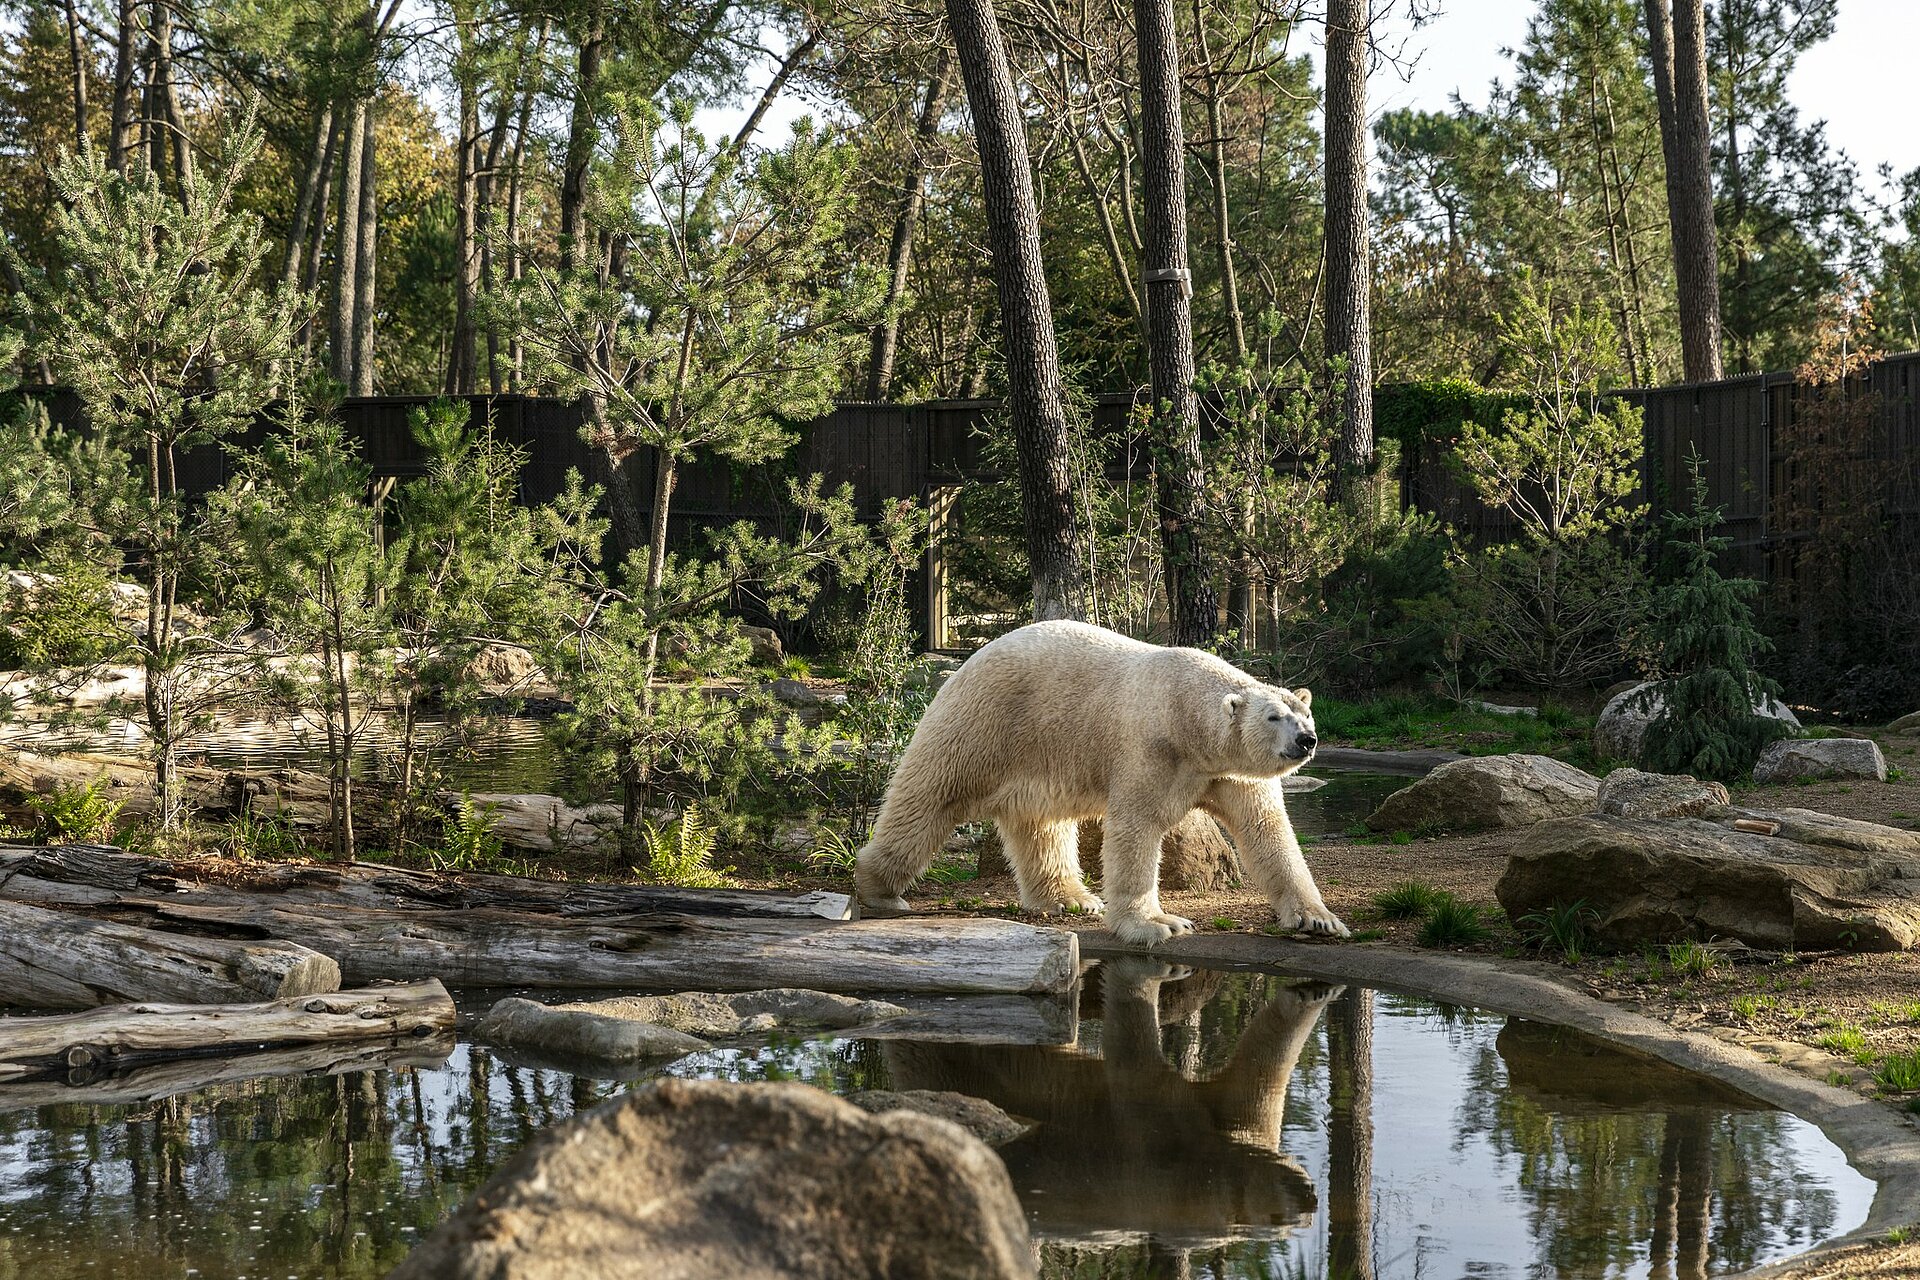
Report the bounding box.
[434,792,505,872]
[636,806,735,888]
[27,779,125,843]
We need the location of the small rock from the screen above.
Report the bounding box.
[1594,681,1800,763]
[462,643,540,689]
[739,624,785,666]
[1752,738,1887,784]
[846,1090,1030,1145]
[769,678,821,708]
[1467,700,1538,717]
[1596,768,1730,820]
[552,989,908,1039]
[471,997,708,1066]
[388,1078,1034,1280]
[1364,754,1600,832]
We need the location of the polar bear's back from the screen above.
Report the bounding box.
[894,621,1252,813]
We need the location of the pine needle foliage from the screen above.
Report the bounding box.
[1638,454,1789,781]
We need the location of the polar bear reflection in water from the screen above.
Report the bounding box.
[854,621,1348,945]
[884,956,1335,1257]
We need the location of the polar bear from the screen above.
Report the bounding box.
[854,620,1349,946]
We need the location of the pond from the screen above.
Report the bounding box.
[0,963,1871,1279]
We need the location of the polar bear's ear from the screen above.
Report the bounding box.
[1223,693,1245,718]
[1292,687,1313,708]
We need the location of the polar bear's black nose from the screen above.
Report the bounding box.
[1296,731,1318,752]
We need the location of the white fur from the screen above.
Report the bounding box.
[854,620,1349,945]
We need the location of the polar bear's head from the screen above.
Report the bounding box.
[1223,684,1317,774]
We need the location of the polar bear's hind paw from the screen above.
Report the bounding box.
[1108,911,1191,947]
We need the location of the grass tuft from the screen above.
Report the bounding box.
[1417,894,1493,948]
[1373,880,1442,920]
[1516,899,1600,963]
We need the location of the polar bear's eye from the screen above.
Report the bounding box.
[1266,713,1281,723]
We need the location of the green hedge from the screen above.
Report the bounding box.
[1376,377,1525,452]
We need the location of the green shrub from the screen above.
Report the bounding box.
[1374,880,1441,919]
[0,564,126,669]
[1417,894,1493,948]
[433,792,506,872]
[1517,899,1599,962]
[635,805,734,888]
[222,809,305,861]
[26,779,124,843]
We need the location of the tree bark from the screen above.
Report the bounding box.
[866,55,954,401]
[1644,0,1724,382]
[559,14,604,274]
[108,0,137,170]
[331,99,369,386]
[351,102,378,395]
[947,0,1087,622]
[1324,0,1374,487]
[447,71,480,395]
[61,0,90,153]
[1136,0,1218,648]
[282,104,334,290]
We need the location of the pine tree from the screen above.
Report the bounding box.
[1638,454,1787,780]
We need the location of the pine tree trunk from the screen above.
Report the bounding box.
[559,16,603,274]
[1135,0,1217,648]
[946,0,1087,623]
[1643,0,1723,382]
[299,110,342,353]
[352,104,377,396]
[108,0,137,170]
[447,75,479,395]
[331,99,368,386]
[61,0,90,153]
[1324,0,1373,488]
[283,104,334,290]
[867,56,954,401]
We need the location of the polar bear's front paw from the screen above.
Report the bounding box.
[1274,900,1350,938]
[858,894,914,917]
[1106,910,1195,947]
[1020,884,1105,916]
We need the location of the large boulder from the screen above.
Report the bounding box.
[388,1078,1035,1280]
[1890,710,1920,735]
[1078,810,1240,891]
[1593,681,1800,763]
[1497,805,1920,951]
[1363,754,1600,833]
[1595,768,1729,820]
[1753,737,1887,784]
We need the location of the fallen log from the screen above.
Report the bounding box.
[0,843,852,921]
[0,899,342,1010]
[0,1033,455,1112]
[0,978,454,1076]
[134,900,1080,996]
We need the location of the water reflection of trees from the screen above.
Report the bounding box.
[1455,1019,1844,1278]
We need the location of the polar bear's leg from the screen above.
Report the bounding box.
[1100,793,1195,946]
[854,789,961,913]
[1000,817,1102,915]
[1205,777,1350,938]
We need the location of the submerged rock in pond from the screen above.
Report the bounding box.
[1752,737,1887,784]
[1364,754,1599,833]
[1596,768,1729,820]
[387,1077,1035,1280]
[470,989,913,1067]
[846,1089,1029,1145]
[1497,805,1920,951]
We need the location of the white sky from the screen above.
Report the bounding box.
[711,0,1920,201]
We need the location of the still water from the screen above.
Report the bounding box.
[0,963,1870,1279]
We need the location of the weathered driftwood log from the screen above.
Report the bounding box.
[0,1034,455,1112]
[0,899,342,1010]
[134,901,1079,996]
[0,978,454,1076]
[0,843,851,920]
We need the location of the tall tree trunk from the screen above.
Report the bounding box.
[447,73,479,395]
[283,104,334,290]
[729,30,818,155]
[947,0,1087,622]
[1327,988,1376,1280]
[331,99,368,386]
[61,0,90,153]
[1190,0,1246,366]
[351,103,378,395]
[108,0,137,170]
[867,56,953,401]
[1324,0,1374,488]
[1135,0,1217,647]
[300,109,342,352]
[1644,0,1724,382]
[559,15,604,274]
[151,3,192,201]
